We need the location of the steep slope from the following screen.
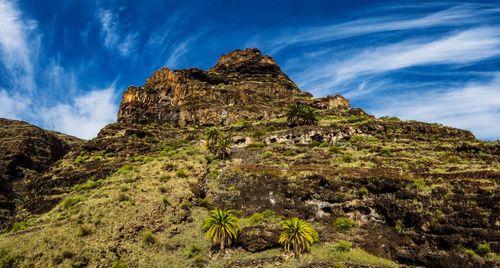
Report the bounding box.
[0,49,498,268]
[0,118,83,229]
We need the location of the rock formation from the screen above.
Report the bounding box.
[117,48,323,126]
[0,118,82,228]
[0,48,498,268]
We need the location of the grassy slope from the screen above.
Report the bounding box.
[1,112,498,267]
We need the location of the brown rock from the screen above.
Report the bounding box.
[237,224,280,252]
[0,118,82,228]
[117,48,315,127]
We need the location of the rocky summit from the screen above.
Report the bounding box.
[0,48,498,268]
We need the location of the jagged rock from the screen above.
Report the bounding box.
[117,48,325,127]
[0,118,82,228]
[238,224,280,252]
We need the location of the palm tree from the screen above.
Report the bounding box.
[279,217,319,258]
[301,107,318,126]
[286,104,319,126]
[215,134,231,159]
[202,209,239,254]
[206,127,222,153]
[286,103,304,126]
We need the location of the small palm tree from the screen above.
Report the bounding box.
[279,217,319,258]
[301,107,318,125]
[286,103,304,126]
[215,134,231,159]
[286,104,318,126]
[203,209,239,254]
[206,127,222,153]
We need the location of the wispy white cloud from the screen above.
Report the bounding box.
[39,87,118,139]
[250,3,500,54]
[145,4,206,69]
[298,27,500,94]
[97,8,137,57]
[371,74,500,140]
[0,89,31,120]
[164,30,209,68]
[0,0,38,91]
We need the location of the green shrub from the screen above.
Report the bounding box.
[260,151,273,159]
[346,115,367,123]
[378,147,392,156]
[176,169,189,178]
[208,167,218,180]
[282,149,297,156]
[250,209,278,224]
[133,155,154,162]
[185,244,202,258]
[309,140,322,147]
[74,155,87,164]
[114,165,135,175]
[250,213,265,224]
[197,197,212,208]
[10,221,27,232]
[333,240,352,251]
[72,260,84,267]
[341,153,353,163]
[252,129,268,140]
[111,260,127,268]
[78,223,94,237]
[233,119,252,128]
[446,155,461,164]
[334,217,354,232]
[72,180,101,192]
[381,116,400,121]
[160,175,171,182]
[246,142,266,149]
[412,179,426,191]
[357,187,369,197]
[477,243,491,255]
[141,230,156,245]
[62,195,85,209]
[394,219,404,233]
[117,193,130,202]
[192,255,205,268]
[349,135,365,143]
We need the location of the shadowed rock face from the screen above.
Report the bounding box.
[117,48,315,126]
[0,118,82,228]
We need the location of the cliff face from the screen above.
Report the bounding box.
[117,48,322,126]
[0,118,82,228]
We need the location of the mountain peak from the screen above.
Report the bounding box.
[117,48,347,126]
[211,48,277,69]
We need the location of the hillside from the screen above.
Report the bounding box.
[0,49,498,268]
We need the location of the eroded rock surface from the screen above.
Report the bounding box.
[0,118,82,228]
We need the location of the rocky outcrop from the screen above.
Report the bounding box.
[238,224,280,252]
[0,118,82,228]
[117,48,324,127]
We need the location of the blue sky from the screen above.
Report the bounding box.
[0,0,499,140]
